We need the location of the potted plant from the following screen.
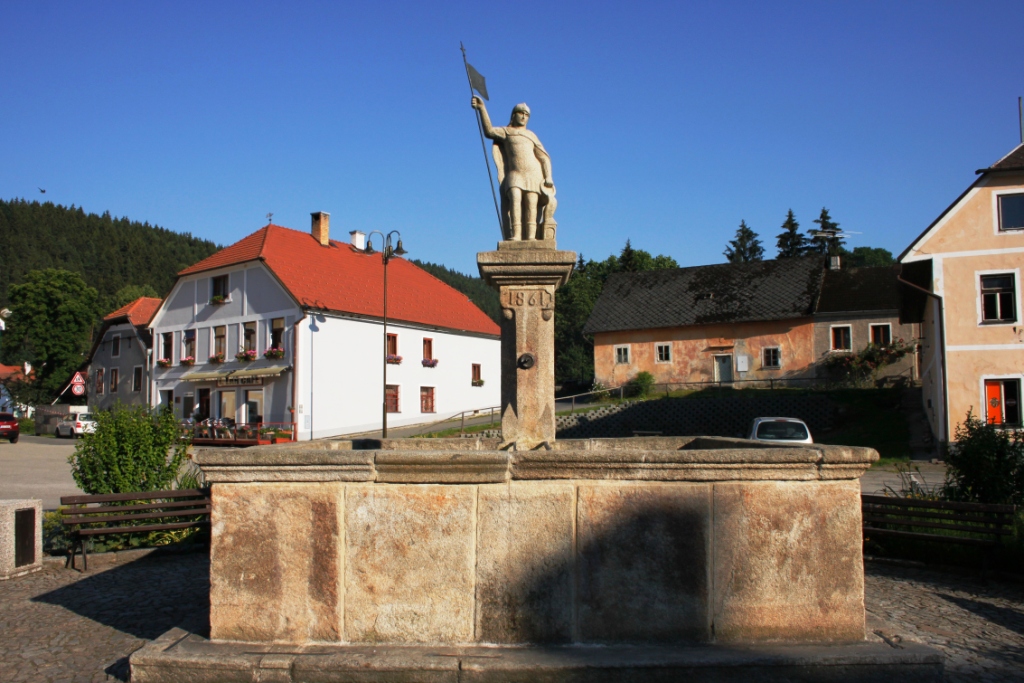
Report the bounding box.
[264,347,286,360]
[386,354,403,365]
[422,358,438,368]
[235,349,257,362]
[209,295,227,305]
[180,356,196,367]
[156,358,172,368]
[209,352,226,364]
[472,379,485,387]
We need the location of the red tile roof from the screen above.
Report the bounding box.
[0,364,26,382]
[178,225,500,336]
[104,297,163,326]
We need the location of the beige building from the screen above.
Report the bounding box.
[899,143,1024,445]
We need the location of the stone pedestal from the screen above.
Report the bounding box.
[1,499,43,580]
[478,242,576,449]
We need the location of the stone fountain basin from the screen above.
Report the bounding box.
[193,437,876,647]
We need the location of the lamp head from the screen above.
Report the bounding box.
[393,239,407,256]
[363,240,376,255]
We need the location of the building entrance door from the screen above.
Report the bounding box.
[197,389,211,421]
[714,355,733,383]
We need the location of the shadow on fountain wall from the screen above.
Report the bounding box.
[480,498,713,645]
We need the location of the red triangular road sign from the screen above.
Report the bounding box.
[71,372,86,385]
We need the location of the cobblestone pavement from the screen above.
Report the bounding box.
[0,550,207,683]
[1,551,1021,681]
[865,560,1024,682]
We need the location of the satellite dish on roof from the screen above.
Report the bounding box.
[0,308,10,319]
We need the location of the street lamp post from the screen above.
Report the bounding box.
[363,231,407,438]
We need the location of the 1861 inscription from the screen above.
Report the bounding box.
[502,289,553,308]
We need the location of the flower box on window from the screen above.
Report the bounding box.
[264,347,285,360]
[180,356,196,367]
[235,349,257,362]
[156,358,172,368]
[422,358,438,368]
[209,295,227,305]
[472,379,485,387]
[386,354,403,365]
[209,352,226,364]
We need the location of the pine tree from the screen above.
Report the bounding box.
[808,207,842,256]
[724,221,764,263]
[775,209,806,258]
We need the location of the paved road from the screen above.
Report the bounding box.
[0,435,81,509]
[1,552,1021,682]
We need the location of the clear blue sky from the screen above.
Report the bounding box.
[3,1,1022,275]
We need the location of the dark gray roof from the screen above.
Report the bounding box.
[816,266,901,314]
[978,143,1024,173]
[583,256,825,335]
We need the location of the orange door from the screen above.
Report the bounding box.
[985,380,1003,424]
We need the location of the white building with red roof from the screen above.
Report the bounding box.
[148,213,500,442]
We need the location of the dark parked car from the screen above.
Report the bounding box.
[0,412,19,443]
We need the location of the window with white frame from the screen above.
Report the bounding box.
[111,335,121,358]
[615,345,630,364]
[655,343,671,363]
[132,366,143,392]
[985,379,1021,427]
[110,368,119,392]
[95,368,105,395]
[980,274,1017,323]
[210,274,229,302]
[831,326,852,351]
[870,324,891,346]
[997,193,1024,232]
[762,347,781,369]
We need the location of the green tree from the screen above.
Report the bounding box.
[111,283,160,311]
[0,269,98,400]
[808,207,843,256]
[943,411,1024,505]
[775,209,807,258]
[724,220,764,263]
[845,246,894,268]
[69,404,189,494]
[555,242,678,385]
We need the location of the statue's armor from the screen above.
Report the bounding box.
[492,127,547,195]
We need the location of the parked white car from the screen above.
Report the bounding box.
[748,417,813,444]
[55,413,97,438]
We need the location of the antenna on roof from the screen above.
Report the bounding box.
[266,212,273,225]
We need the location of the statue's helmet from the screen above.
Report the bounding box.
[509,103,531,123]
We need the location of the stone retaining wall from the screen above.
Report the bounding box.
[556,394,836,439]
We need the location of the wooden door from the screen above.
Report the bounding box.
[715,355,733,383]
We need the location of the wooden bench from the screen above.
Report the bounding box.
[861,493,1017,549]
[60,489,211,571]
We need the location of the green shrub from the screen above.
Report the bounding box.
[824,339,915,386]
[943,410,1024,505]
[18,417,34,433]
[43,508,73,555]
[69,403,189,494]
[628,371,656,398]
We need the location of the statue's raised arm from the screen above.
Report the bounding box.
[471,97,557,242]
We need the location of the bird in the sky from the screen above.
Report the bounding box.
[38,188,46,194]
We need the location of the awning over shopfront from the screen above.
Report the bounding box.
[181,368,234,382]
[228,365,290,379]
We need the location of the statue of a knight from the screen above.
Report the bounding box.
[472,97,557,241]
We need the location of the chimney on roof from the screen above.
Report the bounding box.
[350,230,366,250]
[829,255,841,271]
[311,211,331,246]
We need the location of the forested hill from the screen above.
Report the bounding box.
[0,199,221,312]
[411,260,501,324]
